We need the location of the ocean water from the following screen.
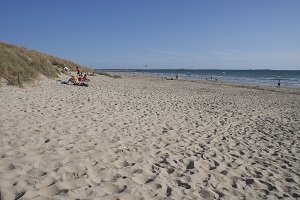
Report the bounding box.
[97,69,300,88]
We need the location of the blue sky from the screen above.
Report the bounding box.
[0,0,299,69]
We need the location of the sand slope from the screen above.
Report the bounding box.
[0,76,299,199]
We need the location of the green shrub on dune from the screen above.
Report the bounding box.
[0,42,92,85]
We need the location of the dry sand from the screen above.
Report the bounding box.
[0,75,299,200]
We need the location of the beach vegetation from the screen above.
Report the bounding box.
[0,42,92,85]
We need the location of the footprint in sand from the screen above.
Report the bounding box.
[131,168,155,185]
[14,191,26,200]
[38,184,67,198]
[100,168,120,182]
[87,169,102,185]
[132,173,155,185]
[102,183,127,194]
[35,176,56,189]
[27,168,47,177]
[176,180,191,189]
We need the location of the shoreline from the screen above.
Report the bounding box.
[97,69,300,89]
[110,72,300,95]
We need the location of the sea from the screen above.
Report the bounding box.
[97,69,300,88]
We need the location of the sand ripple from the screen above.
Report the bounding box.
[0,75,299,199]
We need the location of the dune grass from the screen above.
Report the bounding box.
[0,42,92,85]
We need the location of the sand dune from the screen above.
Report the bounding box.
[0,75,299,199]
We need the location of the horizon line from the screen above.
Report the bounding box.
[94,68,300,71]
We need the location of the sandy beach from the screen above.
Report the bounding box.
[0,75,299,200]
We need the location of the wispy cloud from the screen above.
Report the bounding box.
[93,48,300,69]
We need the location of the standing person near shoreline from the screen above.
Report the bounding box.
[76,66,81,76]
[277,80,281,88]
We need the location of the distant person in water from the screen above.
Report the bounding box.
[176,74,178,80]
[211,75,213,80]
[277,80,281,88]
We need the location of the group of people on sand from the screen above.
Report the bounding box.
[60,67,90,87]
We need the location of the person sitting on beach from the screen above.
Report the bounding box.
[69,75,88,87]
[59,75,88,87]
[82,74,90,82]
[88,72,96,76]
[69,75,79,84]
[78,72,84,80]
